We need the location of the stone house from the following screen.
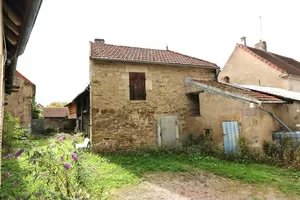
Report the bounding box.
[41,107,74,132]
[5,71,35,133]
[89,39,219,152]
[185,78,300,151]
[0,0,42,182]
[218,39,300,92]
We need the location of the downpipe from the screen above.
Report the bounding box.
[259,104,292,132]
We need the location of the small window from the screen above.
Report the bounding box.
[129,72,146,100]
[187,93,200,116]
[223,76,230,83]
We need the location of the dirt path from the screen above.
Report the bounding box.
[113,171,298,200]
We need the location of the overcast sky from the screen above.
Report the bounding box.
[16,0,300,106]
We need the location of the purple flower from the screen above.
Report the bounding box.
[72,153,78,161]
[15,149,24,158]
[6,153,12,160]
[60,156,64,161]
[50,144,54,148]
[36,193,41,198]
[64,163,70,170]
[58,137,63,142]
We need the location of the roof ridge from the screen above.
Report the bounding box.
[92,42,166,52]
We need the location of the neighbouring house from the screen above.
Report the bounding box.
[218,39,300,92]
[37,103,44,108]
[66,85,90,135]
[40,107,75,133]
[89,39,219,152]
[185,78,300,152]
[5,71,35,133]
[0,0,43,183]
[65,102,76,119]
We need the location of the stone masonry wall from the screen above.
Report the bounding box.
[90,60,216,152]
[5,74,34,133]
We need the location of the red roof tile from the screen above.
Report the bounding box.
[237,44,300,76]
[16,71,35,85]
[192,80,284,102]
[90,40,219,69]
[42,108,68,118]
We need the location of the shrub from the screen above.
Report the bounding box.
[1,136,101,199]
[183,133,221,156]
[2,111,24,154]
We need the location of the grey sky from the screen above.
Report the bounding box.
[17,0,300,105]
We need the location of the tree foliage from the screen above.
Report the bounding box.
[46,101,69,108]
[32,97,43,119]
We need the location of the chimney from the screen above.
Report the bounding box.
[94,38,105,44]
[254,40,267,51]
[166,44,169,51]
[240,36,247,46]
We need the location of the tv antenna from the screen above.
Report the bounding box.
[259,16,263,40]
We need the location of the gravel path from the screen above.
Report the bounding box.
[113,171,298,200]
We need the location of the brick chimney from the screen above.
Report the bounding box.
[254,40,267,51]
[94,39,105,44]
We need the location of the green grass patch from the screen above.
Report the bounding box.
[2,136,300,197]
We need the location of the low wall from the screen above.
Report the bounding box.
[32,118,76,133]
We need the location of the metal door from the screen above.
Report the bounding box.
[222,121,239,153]
[160,116,178,146]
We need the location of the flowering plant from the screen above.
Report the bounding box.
[1,136,96,199]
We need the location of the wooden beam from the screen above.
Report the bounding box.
[3,15,20,36]
[3,2,22,26]
[5,30,18,46]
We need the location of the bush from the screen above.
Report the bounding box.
[2,111,24,154]
[42,128,56,135]
[1,137,102,199]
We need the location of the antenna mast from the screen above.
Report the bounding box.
[259,16,263,40]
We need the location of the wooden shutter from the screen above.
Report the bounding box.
[129,72,146,100]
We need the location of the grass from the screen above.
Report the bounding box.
[2,135,300,198]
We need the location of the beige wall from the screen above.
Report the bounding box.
[278,103,300,130]
[188,90,281,149]
[5,75,35,132]
[287,76,300,92]
[90,60,216,152]
[218,47,289,89]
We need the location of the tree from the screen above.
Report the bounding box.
[32,97,43,119]
[46,101,69,108]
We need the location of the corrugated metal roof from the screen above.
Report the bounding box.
[238,85,300,102]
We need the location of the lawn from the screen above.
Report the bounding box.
[2,134,300,199]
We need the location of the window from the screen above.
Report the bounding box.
[187,93,200,116]
[223,76,230,83]
[129,72,146,100]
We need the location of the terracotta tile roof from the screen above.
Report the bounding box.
[90,40,219,69]
[42,108,68,118]
[192,80,285,102]
[237,44,300,76]
[16,71,35,85]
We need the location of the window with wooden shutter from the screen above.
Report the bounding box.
[129,72,146,100]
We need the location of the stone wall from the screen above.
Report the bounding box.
[188,91,281,150]
[44,118,76,133]
[5,73,35,133]
[90,60,216,152]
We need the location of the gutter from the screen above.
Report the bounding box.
[259,105,292,132]
[17,0,43,56]
[7,0,43,86]
[90,57,219,70]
